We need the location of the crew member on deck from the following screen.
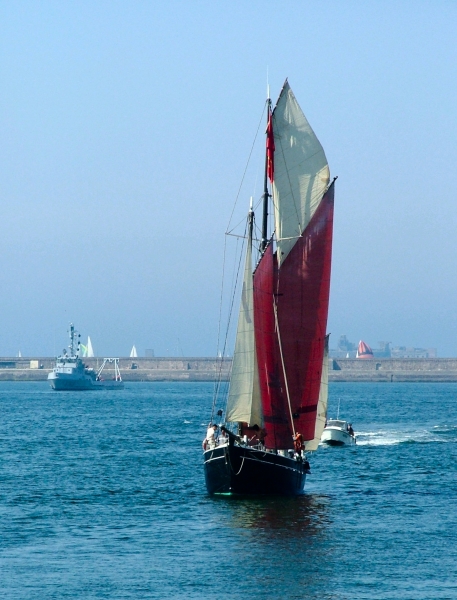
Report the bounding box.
[241,423,268,446]
[293,432,304,456]
[206,424,218,449]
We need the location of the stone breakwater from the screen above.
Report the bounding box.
[0,357,231,382]
[329,358,457,382]
[2,357,457,382]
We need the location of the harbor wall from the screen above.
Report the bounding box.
[2,357,457,382]
[329,358,457,382]
[0,357,231,382]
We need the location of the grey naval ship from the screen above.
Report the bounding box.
[48,324,124,391]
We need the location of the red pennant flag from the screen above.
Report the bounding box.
[266,108,275,182]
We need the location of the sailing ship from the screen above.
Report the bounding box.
[48,324,124,390]
[203,81,335,495]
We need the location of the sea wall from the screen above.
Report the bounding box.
[2,357,457,382]
[0,357,231,382]
[330,358,457,382]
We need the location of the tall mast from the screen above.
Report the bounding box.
[261,97,272,251]
[68,323,81,357]
[249,196,254,242]
[69,324,75,356]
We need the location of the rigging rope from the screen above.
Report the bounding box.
[229,455,245,476]
[273,287,296,439]
[211,225,247,424]
[225,101,268,236]
[211,234,229,423]
[211,100,269,425]
[267,164,296,441]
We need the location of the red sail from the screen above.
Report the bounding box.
[253,244,289,449]
[275,182,335,444]
[253,183,335,448]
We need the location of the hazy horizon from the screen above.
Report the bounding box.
[1,2,457,357]
[2,334,440,360]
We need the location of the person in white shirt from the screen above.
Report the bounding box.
[206,424,218,449]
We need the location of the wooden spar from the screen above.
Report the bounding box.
[261,98,271,251]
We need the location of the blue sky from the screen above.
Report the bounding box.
[1,1,456,357]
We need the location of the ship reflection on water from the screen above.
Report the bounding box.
[216,493,331,536]
[208,494,334,596]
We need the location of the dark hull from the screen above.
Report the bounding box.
[321,440,345,446]
[203,443,307,496]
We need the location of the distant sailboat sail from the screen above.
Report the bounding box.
[130,345,138,358]
[87,337,95,358]
[356,340,373,359]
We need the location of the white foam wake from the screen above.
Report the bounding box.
[355,426,457,446]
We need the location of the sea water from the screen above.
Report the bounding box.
[0,381,456,599]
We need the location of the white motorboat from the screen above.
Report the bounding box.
[321,419,356,446]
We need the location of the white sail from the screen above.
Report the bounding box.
[130,345,138,358]
[272,81,330,265]
[305,335,329,451]
[87,337,95,358]
[225,216,263,427]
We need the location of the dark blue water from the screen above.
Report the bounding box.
[1,382,456,599]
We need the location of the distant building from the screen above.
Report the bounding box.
[372,342,391,358]
[145,349,155,358]
[337,335,356,353]
[390,346,437,358]
[330,336,436,359]
[330,335,358,358]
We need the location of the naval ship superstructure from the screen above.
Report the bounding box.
[48,324,124,390]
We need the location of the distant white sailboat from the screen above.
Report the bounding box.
[130,345,138,358]
[81,337,95,358]
[87,337,94,358]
